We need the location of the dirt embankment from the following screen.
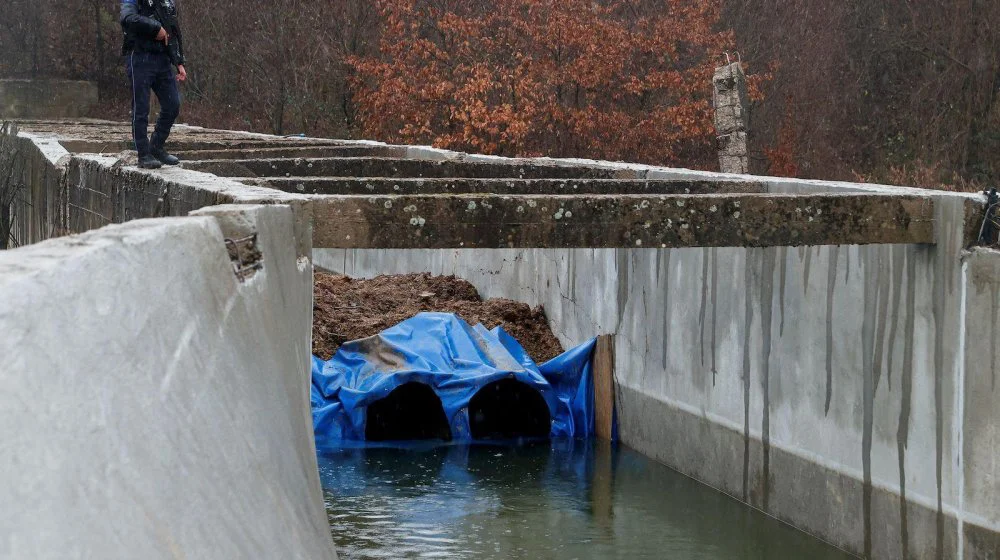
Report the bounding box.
[313,273,564,363]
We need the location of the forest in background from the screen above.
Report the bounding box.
[0,0,997,189]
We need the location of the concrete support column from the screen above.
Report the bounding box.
[713,61,750,174]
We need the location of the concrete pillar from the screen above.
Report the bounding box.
[713,61,750,174]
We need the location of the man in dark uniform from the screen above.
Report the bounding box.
[120,0,187,169]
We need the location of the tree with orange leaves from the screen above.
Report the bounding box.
[351,0,737,167]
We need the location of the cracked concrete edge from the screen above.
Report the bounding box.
[192,202,313,261]
[17,131,71,167]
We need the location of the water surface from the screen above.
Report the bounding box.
[319,440,854,559]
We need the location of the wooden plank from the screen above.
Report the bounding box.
[593,334,616,442]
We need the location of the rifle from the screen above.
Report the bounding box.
[151,0,184,66]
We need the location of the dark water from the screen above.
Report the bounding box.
[319,440,854,559]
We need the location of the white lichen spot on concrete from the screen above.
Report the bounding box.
[710,205,718,212]
[644,221,651,229]
[734,211,741,219]
[675,200,685,207]
[384,200,393,209]
[635,239,643,246]
[564,211,572,218]
[517,206,524,213]
[467,201,478,211]
[733,201,741,208]
[527,200,537,208]
[404,205,418,213]
[296,183,305,192]
[554,208,565,220]
[640,200,651,209]
[681,223,689,229]
[393,185,400,191]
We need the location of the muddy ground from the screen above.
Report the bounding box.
[313,273,564,363]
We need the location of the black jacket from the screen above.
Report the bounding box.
[120,0,185,66]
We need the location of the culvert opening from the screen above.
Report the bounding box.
[365,382,452,442]
[469,379,551,440]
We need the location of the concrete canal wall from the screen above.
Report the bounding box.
[315,174,996,559]
[0,204,336,559]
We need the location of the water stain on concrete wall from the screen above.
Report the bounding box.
[825,247,840,415]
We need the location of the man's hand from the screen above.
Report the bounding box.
[155,26,169,45]
[177,65,187,82]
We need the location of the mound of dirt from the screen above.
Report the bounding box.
[313,273,564,363]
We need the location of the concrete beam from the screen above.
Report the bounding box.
[309,193,936,249]
[182,157,633,180]
[245,177,766,196]
[58,138,350,155]
[174,145,407,161]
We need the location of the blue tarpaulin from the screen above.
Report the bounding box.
[311,312,597,445]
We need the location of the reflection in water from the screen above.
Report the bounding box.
[319,440,853,559]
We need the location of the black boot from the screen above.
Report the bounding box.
[138,154,163,169]
[151,147,180,166]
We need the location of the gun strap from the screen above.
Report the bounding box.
[150,0,176,31]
